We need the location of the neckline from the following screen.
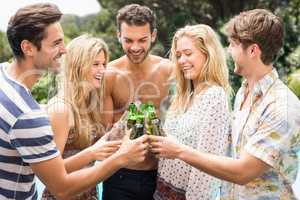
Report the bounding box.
[1,62,31,92]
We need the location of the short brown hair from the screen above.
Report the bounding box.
[225,9,284,65]
[116,4,156,33]
[6,3,62,59]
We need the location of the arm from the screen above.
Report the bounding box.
[31,151,124,199]
[154,96,299,187]
[150,88,270,185]
[31,132,149,199]
[177,145,270,185]
[47,99,121,173]
[150,130,269,185]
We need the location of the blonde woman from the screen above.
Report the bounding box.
[42,34,122,200]
[149,24,231,200]
[151,9,300,200]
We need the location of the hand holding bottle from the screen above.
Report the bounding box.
[116,129,149,167]
[148,135,182,159]
[88,135,122,161]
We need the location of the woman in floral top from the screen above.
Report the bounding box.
[150,9,300,200]
[150,24,232,200]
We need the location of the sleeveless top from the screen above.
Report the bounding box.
[41,98,98,200]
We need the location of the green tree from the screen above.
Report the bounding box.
[2,1,299,103]
[0,31,12,63]
[31,72,58,104]
[288,70,300,98]
[96,0,299,93]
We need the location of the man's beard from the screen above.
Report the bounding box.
[126,48,151,64]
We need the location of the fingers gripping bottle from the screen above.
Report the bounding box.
[127,103,137,130]
[145,102,163,136]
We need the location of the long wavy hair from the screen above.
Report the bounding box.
[61,34,109,149]
[169,24,230,113]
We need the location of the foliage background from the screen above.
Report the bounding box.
[0,0,299,102]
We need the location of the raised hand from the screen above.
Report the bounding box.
[105,124,126,141]
[88,136,122,161]
[117,129,149,167]
[105,111,128,141]
[148,135,182,159]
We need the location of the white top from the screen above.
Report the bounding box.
[157,86,230,200]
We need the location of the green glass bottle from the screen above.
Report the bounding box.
[140,103,146,113]
[131,114,144,139]
[127,103,137,129]
[144,102,161,136]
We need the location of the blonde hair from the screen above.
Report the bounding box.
[170,24,230,113]
[61,34,109,149]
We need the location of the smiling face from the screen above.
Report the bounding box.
[87,50,107,89]
[175,36,207,83]
[33,22,66,73]
[227,39,252,77]
[118,22,156,64]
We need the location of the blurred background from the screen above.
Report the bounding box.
[0,0,299,103]
[0,0,299,198]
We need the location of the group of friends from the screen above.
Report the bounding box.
[0,2,300,200]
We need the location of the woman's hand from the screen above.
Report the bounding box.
[89,136,122,161]
[105,112,128,141]
[148,135,183,159]
[116,129,149,167]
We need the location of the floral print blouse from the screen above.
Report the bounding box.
[155,86,230,200]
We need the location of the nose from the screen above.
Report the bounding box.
[130,42,141,52]
[178,55,187,65]
[99,64,106,73]
[60,42,67,55]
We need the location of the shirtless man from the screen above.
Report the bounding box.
[101,4,173,200]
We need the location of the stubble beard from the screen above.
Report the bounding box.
[126,48,151,64]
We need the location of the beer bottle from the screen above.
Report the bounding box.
[131,114,145,139]
[127,103,137,129]
[145,102,162,136]
[140,103,146,113]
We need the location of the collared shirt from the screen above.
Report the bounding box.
[221,69,300,200]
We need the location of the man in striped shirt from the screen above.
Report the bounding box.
[0,3,149,200]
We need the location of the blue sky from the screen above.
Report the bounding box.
[0,0,100,31]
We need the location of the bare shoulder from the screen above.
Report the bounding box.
[107,56,128,72]
[106,56,128,80]
[47,96,73,119]
[151,55,174,78]
[47,96,68,113]
[104,56,126,91]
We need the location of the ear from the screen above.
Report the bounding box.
[249,43,261,58]
[20,40,35,57]
[151,28,157,43]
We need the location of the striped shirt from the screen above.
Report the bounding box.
[221,69,300,200]
[0,63,59,200]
